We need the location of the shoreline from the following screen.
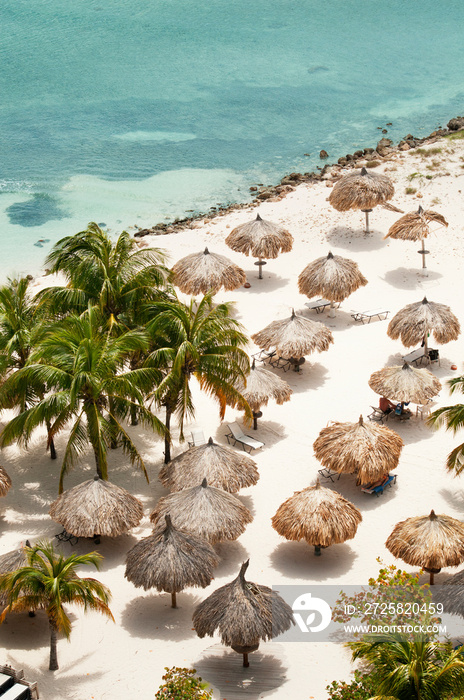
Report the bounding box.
[132,115,463,241]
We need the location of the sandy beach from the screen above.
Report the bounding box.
[2,132,464,699]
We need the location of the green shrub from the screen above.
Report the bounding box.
[155,667,213,700]
[326,670,376,700]
[405,187,417,194]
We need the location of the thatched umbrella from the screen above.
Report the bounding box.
[387,297,460,353]
[225,213,293,279]
[433,568,464,618]
[192,559,294,667]
[0,541,31,607]
[49,476,144,541]
[150,478,253,543]
[313,415,404,485]
[159,437,259,493]
[236,359,292,429]
[0,466,12,497]
[368,362,442,406]
[271,479,362,556]
[385,510,464,584]
[298,252,368,317]
[328,166,394,233]
[385,206,448,275]
[124,514,218,608]
[251,309,333,364]
[171,247,246,295]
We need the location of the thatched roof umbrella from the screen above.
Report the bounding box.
[433,568,464,618]
[236,358,292,429]
[0,466,12,497]
[387,297,460,354]
[192,559,294,667]
[328,166,394,233]
[251,310,334,365]
[225,213,293,279]
[368,362,442,406]
[159,437,259,493]
[385,206,448,275]
[49,476,144,542]
[298,252,368,317]
[385,510,464,584]
[271,479,362,556]
[171,247,246,295]
[0,541,31,607]
[150,478,253,543]
[313,415,404,485]
[124,514,218,608]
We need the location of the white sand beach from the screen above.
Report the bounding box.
[2,134,464,699]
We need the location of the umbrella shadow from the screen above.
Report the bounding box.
[270,539,357,580]
[0,609,50,651]
[215,422,287,452]
[322,475,399,512]
[120,592,200,640]
[274,361,329,394]
[234,493,255,517]
[326,225,387,251]
[194,643,288,700]
[233,270,288,296]
[438,486,464,513]
[383,266,443,289]
[62,532,139,571]
[213,540,250,577]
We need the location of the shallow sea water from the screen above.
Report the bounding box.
[1,0,464,277]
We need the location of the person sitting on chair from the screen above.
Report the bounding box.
[379,396,395,414]
[362,474,389,490]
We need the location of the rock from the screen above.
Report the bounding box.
[353,150,364,158]
[447,117,464,131]
[249,186,257,192]
[363,148,374,155]
[376,137,393,156]
[325,180,334,187]
[338,157,347,165]
[319,150,329,159]
[133,229,152,238]
[382,129,388,134]
[400,143,411,151]
[256,189,274,200]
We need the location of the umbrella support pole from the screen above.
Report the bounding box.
[243,653,249,668]
[254,259,267,279]
[418,240,429,277]
[314,545,322,556]
[328,301,336,318]
[171,592,177,608]
[252,411,262,430]
[361,209,372,234]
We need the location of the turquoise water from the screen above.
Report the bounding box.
[1,0,464,277]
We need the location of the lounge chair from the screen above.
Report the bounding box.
[55,529,78,546]
[351,308,390,324]
[361,474,397,497]
[225,423,264,452]
[188,429,207,447]
[318,468,341,482]
[367,406,389,423]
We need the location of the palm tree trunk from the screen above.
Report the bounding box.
[49,621,59,671]
[164,406,172,464]
[130,403,138,426]
[108,397,118,449]
[49,436,57,460]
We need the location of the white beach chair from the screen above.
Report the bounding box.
[225,423,264,452]
[188,429,207,447]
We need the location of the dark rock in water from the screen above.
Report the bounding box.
[447,117,464,131]
[249,186,257,192]
[353,150,364,158]
[382,129,388,134]
[33,242,43,248]
[363,148,374,155]
[319,150,329,159]
[6,194,69,228]
[386,122,392,126]
[307,65,330,74]
[97,222,107,227]
[338,157,347,165]
[376,137,393,156]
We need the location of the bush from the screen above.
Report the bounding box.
[326,670,376,699]
[155,667,213,700]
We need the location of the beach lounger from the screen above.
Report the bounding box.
[361,474,397,497]
[304,298,333,314]
[188,429,207,447]
[317,468,341,482]
[55,529,79,546]
[367,406,389,423]
[351,308,390,324]
[225,423,264,452]
[268,355,292,372]
[402,347,427,365]
[252,348,277,364]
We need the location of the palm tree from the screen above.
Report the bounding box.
[0,540,113,671]
[428,376,464,474]
[37,222,172,331]
[145,292,251,463]
[351,633,464,699]
[0,306,164,491]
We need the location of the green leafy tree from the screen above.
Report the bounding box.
[0,306,164,491]
[0,540,113,671]
[350,633,464,700]
[37,222,171,331]
[145,292,251,462]
[428,376,464,474]
[326,670,377,700]
[155,667,212,700]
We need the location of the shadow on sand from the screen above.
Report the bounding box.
[383,266,443,290]
[270,539,357,580]
[326,225,387,252]
[120,592,201,640]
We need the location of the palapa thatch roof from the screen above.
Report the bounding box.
[313,415,404,484]
[0,466,12,497]
[0,541,31,605]
[225,214,293,259]
[433,569,464,618]
[298,252,368,303]
[386,510,464,583]
[171,247,246,295]
[387,297,460,348]
[251,309,334,358]
[328,167,394,212]
[236,360,292,412]
[159,437,259,493]
[385,206,448,241]
[192,560,294,651]
[124,514,218,606]
[368,362,442,404]
[49,476,144,538]
[150,478,253,543]
[271,479,362,551]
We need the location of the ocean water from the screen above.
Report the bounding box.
[1,0,464,278]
